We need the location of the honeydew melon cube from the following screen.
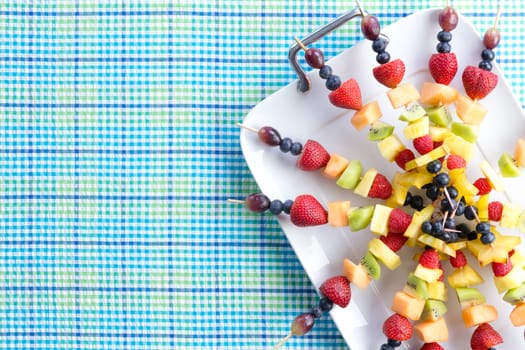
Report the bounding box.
[387,82,421,109]
[351,101,382,130]
[377,135,405,162]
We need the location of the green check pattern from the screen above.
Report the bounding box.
[1,1,525,349]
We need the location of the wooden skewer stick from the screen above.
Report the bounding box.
[227,199,245,204]
[493,6,502,29]
[273,333,292,349]
[236,123,259,133]
[355,0,365,16]
[294,37,308,52]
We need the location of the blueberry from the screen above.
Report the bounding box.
[282,199,294,214]
[290,142,303,156]
[454,202,465,216]
[326,75,341,91]
[441,231,451,242]
[464,205,478,220]
[437,41,451,53]
[479,60,493,71]
[480,231,495,244]
[319,65,332,79]
[426,160,442,174]
[468,231,478,241]
[376,51,391,64]
[387,339,402,347]
[441,198,457,213]
[481,48,495,61]
[310,305,323,318]
[476,221,491,233]
[445,217,456,229]
[372,38,388,53]
[279,137,292,153]
[432,221,443,234]
[446,186,458,199]
[425,185,441,201]
[456,223,471,238]
[380,344,394,350]
[410,195,424,210]
[421,221,433,234]
[404,192,413,207]
[434,173,450,187]
[269,200,283,215]
[437,30,452,42]
[318,297,333,312]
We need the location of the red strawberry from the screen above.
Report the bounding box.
[420,342,444,350]
[419,249,440,269]
[394,149,415,170]
[492,257,513,277]
[446,154,467,169]
[382,313,413,341]
[462,65,498,100]
[289,195,328,227]
[296,140,330,171]
[473,177,491,195]
[368,173,392,200]
[429,52,458,85]
[387,208,412,234]
[450,250,467,269]
[373,58,406,88]
[413,135,433,155]
[488,201,503,221]
[328,78,362,110]
[319,275,351,308]
[380,233,408,253]
[470,323,503,350]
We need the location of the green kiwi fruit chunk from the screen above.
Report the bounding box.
[455,287,486,308]
[503,282,525,305]
[399,103,426,122]
[425,105,451,127]
[404,272,429,300]
[498,153,521,177]
[336,159,362,189]
[368,121,394,141]
[420,299,447,321]
[348,205,374,232]
[360,251,381,280]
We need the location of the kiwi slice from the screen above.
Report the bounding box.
[399,103,426,122]
[368,121,394,141]
[360,251,381,280]
[451,122,479,143]
[348,205,374,232]
[421,299,447,321]
[404,272,429,300]
[498,153,521,177]
[455,287,486,308]
[336,159,362,189]
[503,282,525,305]
[425,105,451,127]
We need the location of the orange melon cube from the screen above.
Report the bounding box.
[391,291,425,321]
[461,304,498,328]
[419,82,458,106]
[351,101,382,130]
[510,302,525,326]
[414,317,449,343]
[514,138,525,168]
[323,153,349,179]
[387,83,420,109]
[455,94,487,125]
[327,201,351,227]
[343,258,371,289]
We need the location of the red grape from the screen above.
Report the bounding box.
[483,27,501,49]
[290,312,315,336]
[305,48,325,69]
[438,7,459,31]
[361,15,381,40]
[258,126,281,146]
[245,193,270,212]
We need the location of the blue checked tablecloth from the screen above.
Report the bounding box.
[1,1,525,349]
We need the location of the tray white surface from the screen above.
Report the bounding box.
[241,8,525,349]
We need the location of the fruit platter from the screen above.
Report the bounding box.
[235,6,525,350]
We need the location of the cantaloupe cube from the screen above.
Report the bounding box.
[514,138,525,168]
[510,302,525,326]
[455,94,487,125]
[391,291,425,321]
[414,317,449,343]
[351,101,382,130]
[323,153,349,179]
[461,304,498,328]
[377,134,405,162]
[343,258,371,289]
[419,82,458,106]
[327,201,351,227]
[387,83,421,109]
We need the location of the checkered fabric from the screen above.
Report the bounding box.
[1,1,525,349]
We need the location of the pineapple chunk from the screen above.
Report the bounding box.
[429,126,451,142]
[403,116,429,140]
[461,304,498,328]
[354,168,378,198]
[377,134,406,162]
[385,174,409,208]
[370,204,393,235]
[405,145,449,171]
[443,134,475,163]
[414,317,449,343]
[480,160,505,192]
[368,238,401,270]
[447,265,484,288]
[501,202,522,228]
[477,245,509,266]
[494,266,525,294]
[414,264,443,283]
[343,258,372,289]
[387,82,421,109]
[427,281,447,301]
[477,194,490,221]
[351,101,382,130]
[455,94,487,125]
[391,291,425,321]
